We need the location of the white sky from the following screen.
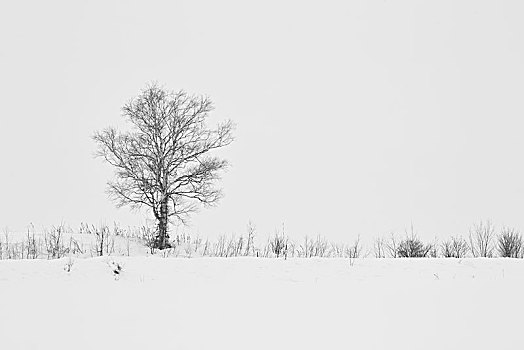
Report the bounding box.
[1,0,524,242]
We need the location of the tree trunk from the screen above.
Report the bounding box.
[156,198,170,249]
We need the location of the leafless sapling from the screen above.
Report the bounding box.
[469,221,495,258]
[244,221,256,256]
[385,233,399,258]
[374,236,386,258]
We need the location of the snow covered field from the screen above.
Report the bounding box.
[1,257,522,349]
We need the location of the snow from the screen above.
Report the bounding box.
[1,257,522,349]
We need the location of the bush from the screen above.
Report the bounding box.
[385,233,399,258]
[373,237,387,258]
[44,225,69,259]
[300,236,329,258]
[79,224,114,257]
[497,227,523,258]
[267,233,289,258]
[140,225,158,254]
[441,236,469,258]
[469,221,495,258]
[397,236,432,258]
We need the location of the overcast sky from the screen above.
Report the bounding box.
[1,0,524,242]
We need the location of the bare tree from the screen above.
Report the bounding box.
[469,221,495,258]
[93,84,234,249]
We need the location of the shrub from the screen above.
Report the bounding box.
[385,233,399,258]
[469,221,495,257]
[428,238,439,258]
[373,237,387,258]
[397,236,432,258]
[299,235,329,258]
[497,227,523,258]
[80,224,114,257]
[441,236,469,258]
[268,233,289,258]
[140,225,157,254]
[25,228,40,259]
[44,225,69,259]
[244,222,256,256]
